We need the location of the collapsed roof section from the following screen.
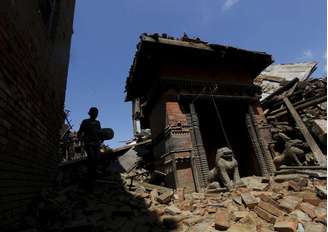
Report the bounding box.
[125,33,273,101]
[255,62,318,100]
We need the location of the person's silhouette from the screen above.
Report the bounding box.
[78,107,101,179]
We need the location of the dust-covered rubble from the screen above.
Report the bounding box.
[19,168,326,232]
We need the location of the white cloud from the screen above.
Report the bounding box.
[222,0,239,11]
[302,49,314,59]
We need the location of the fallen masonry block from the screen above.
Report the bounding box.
[182,216,204,226]
[302,193,321,206]
[252,182,269,191]
[226,224,257,232]
[150,189,158,204]
[314,207,327,221]
[215,209,230,230]
[279,196,302,213]
[241,192,258,209]
[238,211,258,225]
[157,190,174,204]
[290,209,312,223]
[176,200,192,211]
[250,191,274,197]
[259,194,281,208]
[233,211,249,221]
[117,148,140,172]
[304,222,326,232]
[274,219,298,232]
[241,176,268,191]
[164,205,182,215]
[299,202,316,219]
[258,201,285,217]
[232,196,242,205]
[253,206,277,224]
[288,181,301,192]
[206,206,217,214]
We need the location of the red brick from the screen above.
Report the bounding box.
[241,192,258,209]
[314,207,327,221]
[303,195,321,206]
[258,201,285,217]
[259,194,281,208]
[279,196,302,213]
[274,219,298,232]
[299,202,316,219]
[215,209,230,230]
[304,222,326,232]
[254,206,277,224]
[288,180,301,192]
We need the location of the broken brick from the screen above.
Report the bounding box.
[314,207,327,221]
[215,209,230,230]
[303,194,321,206]
[191,192,205,200]
[304,222,326,232]
[253,206,276,224]
[288,181,301,192]
[274,219,298,232]
[233,211,249,221]
[259,194,281,208]
[156,191,173,204]
[241,192,258,209]
[299,202,316,219]
[290,209,312,223]
[150,189,158,204]
[258,201,285,217]
[279,196,302,213]
[164,205,181,215]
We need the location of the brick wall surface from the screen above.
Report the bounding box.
[0,0,75,229]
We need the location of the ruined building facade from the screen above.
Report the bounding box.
[0,0,75,228]
[126,34,276,192]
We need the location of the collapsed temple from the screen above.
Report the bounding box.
[125,34,278,192]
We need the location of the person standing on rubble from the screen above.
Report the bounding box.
[78,107,102,179]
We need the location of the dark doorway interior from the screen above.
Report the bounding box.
[195,99,260,177]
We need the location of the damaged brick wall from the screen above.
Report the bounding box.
[0,0,75,228]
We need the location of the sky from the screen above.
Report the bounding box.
[65,0,327,148]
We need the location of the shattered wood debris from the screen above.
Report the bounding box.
[259,75,327,171]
